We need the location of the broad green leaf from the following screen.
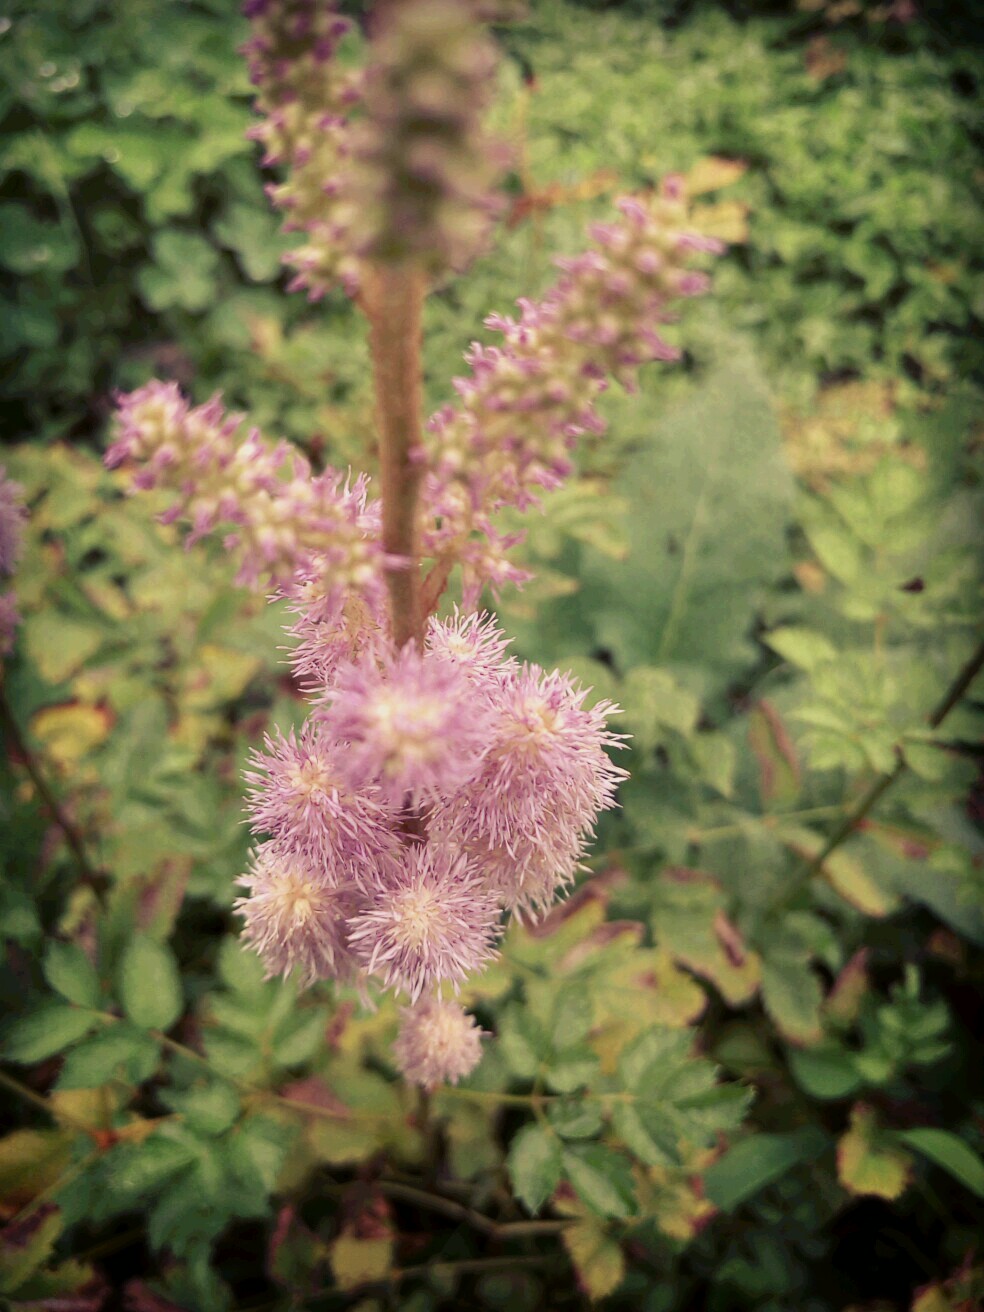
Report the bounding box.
[273,1008,329,1067]
[765,627,838,671]
[788,1046,860,1100]
[548,1100,605,1141]
[703,1126,828,1211]
[119,936,183,1031]
[497,1008,545,1080]
[896,1128,984,1200]
[43,941,100,1009]
[162,1083,241,1136]
[507,1124,563,1213]
[761,956,824,1046]
[621,667,700,748]
[0,1202,63,1292]
[56,1025,160,1089]
[545,1047,600,1094]
[583,346,792,694]
[562,1144,637,1220]
[3,1005,99,1064]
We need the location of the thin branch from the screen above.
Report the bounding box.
[803,635,984,879]
[0,1067,97,1136]
[375,1179,569,1238]
[0,683,105,891]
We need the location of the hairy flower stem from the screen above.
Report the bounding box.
[364,262,427,650]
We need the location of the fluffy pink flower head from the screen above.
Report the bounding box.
[244,724,399,885]
[236,842,358,988]
[425,609,516,687]
[347,844,501,1002]
[432,664,627,913]
[393,997,485,1089]
[320,643,492,807]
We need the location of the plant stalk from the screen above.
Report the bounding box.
[364,261,427,649]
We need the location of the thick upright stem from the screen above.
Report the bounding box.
[364,262,427,649]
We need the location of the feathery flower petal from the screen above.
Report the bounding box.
[244,724,400,886]
[236,843,360,987]
[320,643,492,807]
[348,844,501,1001]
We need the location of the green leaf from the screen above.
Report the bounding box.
[562,1144,637,1220]
[761,956,824,1046]
[896,1128,984,1200]
[765,627,838,671]
[788,1046,860,1100]
[497,1008,545,1080]
[703,1127,828,1211]
[43,941,100,1009]
[163,1082,241,1136]
[582,345,793,695]
[274,1008,329,1067]
[119,936,183,1031]
[545,1047,600,1094]
[138,230,220,313]
[621,667,700,748]
[57,1025,160,1089]
[548,1100,605,1141]
[507,1124,563,1213]
[3,1005,99,1064]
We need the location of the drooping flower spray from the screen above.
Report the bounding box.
[106,0,721,1088]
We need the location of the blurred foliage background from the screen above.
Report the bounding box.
[1,2,983,1310]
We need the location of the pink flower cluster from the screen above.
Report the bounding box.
[0,467,26,656]
[104,2,724,1087]
[238,610,625,1084]
[244,0,506,299]
[105,381,384,612]
[422,180,723,603]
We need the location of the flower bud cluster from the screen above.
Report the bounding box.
[243,0,364,299]
[238,611,625,1085]
[349,0,507,272]
[106,381,383,607]
[0,467,26,656]
[244,0,507,298]
[422,180,723,603]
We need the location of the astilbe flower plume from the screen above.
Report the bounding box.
[421,180,722,603]
[105,0,722,1086]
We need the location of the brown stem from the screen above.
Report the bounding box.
[803,634,984,878]
[375,1179,569,1238]
[0,683,106,892]
[364,261,427,649]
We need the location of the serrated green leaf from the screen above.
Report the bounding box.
[56,1025,160,1089]
[562,1144,637,1220]
[274,1007,329,1067]
[3,1005,99,1064]
[119,936,183,1031]
[43,941,100,1009]
[765,627,838,671]
[497,1008,545,1080]
[508,1123,563,1213]
[163,1082,241,1136]
[546,1047,600,1094]
[548,1100,605,1141]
